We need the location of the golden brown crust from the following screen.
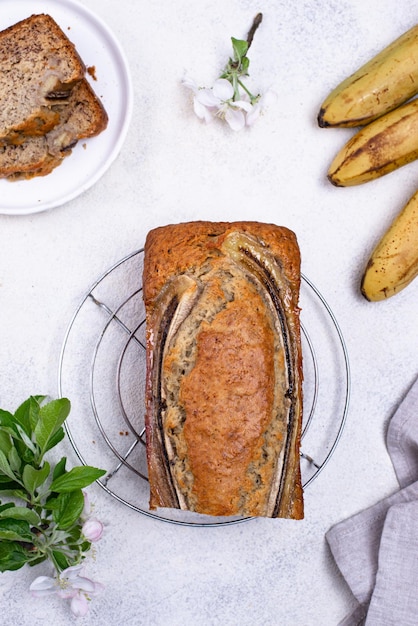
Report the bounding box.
[143,221,304,519]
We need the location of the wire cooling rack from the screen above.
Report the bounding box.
[58,249,351,527]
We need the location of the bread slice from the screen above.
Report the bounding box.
[0,79,108,179]
[0,13,85,145]
[143,221,304,519]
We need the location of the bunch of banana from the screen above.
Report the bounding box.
[318,24,418,128]
[318,23,418,300]
[361,189,418,301]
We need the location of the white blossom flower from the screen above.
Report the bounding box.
[30,565,104,618]
[70,591,93,617]
[183,15,269,130]
[210,79,253,131]
[82,517,104,542]
[182,75,214,124]
[183,76,252,130]
[80,491,103,541]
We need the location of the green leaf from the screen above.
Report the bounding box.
[53,457,67,481]
[0,502,14,513]
[53,490,84,530]
[0,518,33,542]
[14,441,36,466]
[0,409,16,430]
[14,424,38,455]
[22,462,50,494]
[52,550,69,571]
[27,554,47,567]
[0,430,12,455]
[44,426,65,454]
[8,446,21,473]
[50,466,106,493]
[231,37,248,63]
[29,396,47,431]
[0,427,22,444]
[0,481,26,494]
[0,491,29,507]
[14,396,41,438]
[0,541,29,572]
[42,494,60,511]
[34,398,71,457]
[241,55,250,73]
[0,506,40,526]
[0,449,17,482]
[0,475,16,484]
[66,524,82,543]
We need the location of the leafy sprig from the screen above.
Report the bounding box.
[183,13,275,131]
[0,396,105,575]
[221,35,256,104]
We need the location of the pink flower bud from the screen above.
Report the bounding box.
[82,518,104,542]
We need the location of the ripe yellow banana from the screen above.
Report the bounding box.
[327,98,418,186]
[318,24,418,128]
[361,189,418,301]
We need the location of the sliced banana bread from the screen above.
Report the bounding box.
[0,13,85,145]
[0,79,108,179]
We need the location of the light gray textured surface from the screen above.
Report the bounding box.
[0,0,417,624]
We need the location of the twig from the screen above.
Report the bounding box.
[246,13,263,49]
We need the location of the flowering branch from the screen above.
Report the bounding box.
[0,396,105,617]
[183,13,276,130]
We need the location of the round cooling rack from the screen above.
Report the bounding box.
[58,249,351,527]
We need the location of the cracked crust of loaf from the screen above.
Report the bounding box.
[0,14,85,144]
[143,221,304,519]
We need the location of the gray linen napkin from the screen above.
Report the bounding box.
[326,375,418,626]
[387,375,418,489]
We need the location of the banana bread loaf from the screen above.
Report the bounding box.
[143,221,304,519]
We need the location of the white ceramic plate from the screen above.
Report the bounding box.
[0,0,133,215]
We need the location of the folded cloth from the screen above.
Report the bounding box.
[367,500,418,624]
[326,375,418,626]
[387,375,418,489]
